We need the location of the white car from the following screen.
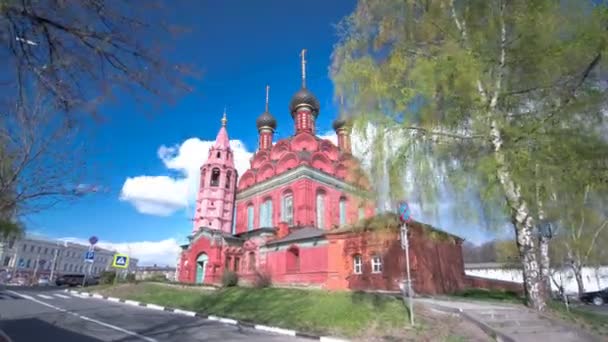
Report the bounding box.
[37,277,50,286]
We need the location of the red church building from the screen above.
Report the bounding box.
[177,50,476,294]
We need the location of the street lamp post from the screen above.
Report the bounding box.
[398,201,414,326]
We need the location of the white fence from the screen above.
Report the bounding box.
[465,264,608,295]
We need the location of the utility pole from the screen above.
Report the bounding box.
[398,201,415,326]
[49,247,59,282]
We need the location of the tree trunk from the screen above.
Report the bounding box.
[539,236,552,298]
[491,121,546,311]
[573,265,585,296]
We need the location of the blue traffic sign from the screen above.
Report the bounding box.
[84,251,95,263]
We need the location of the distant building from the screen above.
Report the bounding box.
[135,265,176,281]
[0,236,139,283]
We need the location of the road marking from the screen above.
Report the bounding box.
[172,309,196,317]
[54,293,71,299]
[146,304,165,311]
[7,290,158,342]
[37,294,54,299]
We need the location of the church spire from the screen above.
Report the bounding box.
[221,107,227,127]
[300,49,307,88]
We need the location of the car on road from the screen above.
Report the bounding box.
[580,287,608,306]
[55,274,100,287]
[37,276,50,286]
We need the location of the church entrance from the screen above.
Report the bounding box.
[196,253,208,284]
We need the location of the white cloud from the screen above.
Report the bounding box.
[59,237,181,266]
[120,137,253,216]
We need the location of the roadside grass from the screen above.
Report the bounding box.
[86,283,409,338]
[449,288,525,304]
[548,301,608,336]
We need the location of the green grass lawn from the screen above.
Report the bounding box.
[449,288,525,304]
[87,283,409,338]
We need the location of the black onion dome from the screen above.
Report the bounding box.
[289,88,320,117]
[256,111,277,130]
[332,116,347,131]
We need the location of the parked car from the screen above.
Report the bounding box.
[55,274,99,287]
[579,287,608,306]
[37,276,50,286]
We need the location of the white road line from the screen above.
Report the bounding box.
[254,325,296,336]
[37,294,54,299]
[54,293,71,299]
[7,290,158,342]
[145,304,165,311]
[172,309,196,317]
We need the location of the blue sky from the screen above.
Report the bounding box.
[25,0,498,265]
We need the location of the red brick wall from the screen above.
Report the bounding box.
[262,244,329,286]
[464,275,524,294]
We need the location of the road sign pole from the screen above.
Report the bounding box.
[402,223,414,326]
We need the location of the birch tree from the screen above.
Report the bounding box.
[331,0,608,310]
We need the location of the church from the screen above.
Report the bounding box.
[176,50,476,294]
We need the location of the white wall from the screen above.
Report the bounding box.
[465,266,608,294]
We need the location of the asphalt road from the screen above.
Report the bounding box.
[0,286,307,342]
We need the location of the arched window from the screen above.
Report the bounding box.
[259,198,273,227]
[216,151,221,158]
[248,252,256,272]
[339,197,347,225]
[225,171,232,189]
[281,191,294,225]
[353,254,362,274]
[371,254,383,274]
[286,246,299,272]
[247,204,254,230]
[210,168,220,187]
[316,190,326,229]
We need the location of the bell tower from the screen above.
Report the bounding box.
[193,110,238,235]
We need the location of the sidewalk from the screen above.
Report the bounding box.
[416,297,601,342]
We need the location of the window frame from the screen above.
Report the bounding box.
[210,168,221,187]
[281,192,294,226]
[371,254,383,274]
[353,254,362,274]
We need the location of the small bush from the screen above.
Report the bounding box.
[125,273,137,283]
[253,271,272,288]
[221,270,238,287]
[99,271,116,285]
[147,274,168,282]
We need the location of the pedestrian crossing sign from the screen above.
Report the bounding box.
[112,254,129,269]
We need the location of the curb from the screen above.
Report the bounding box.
[65,289,348,342]
[417,301,514,342]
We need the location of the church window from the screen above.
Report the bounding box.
[234,257,240,271]
[225,171,232,189]
[260,198,273,227]
[353,254,362,274]
[210,168,220,187]
[339,197,347,225]
[248,252,256,272]
[225,256,231,269]
[316,191,326,229]
[281,192,294,225]
[216,151,221,158]
[247,204,254,230]
[286,247,299,272]
[371,255,383,274]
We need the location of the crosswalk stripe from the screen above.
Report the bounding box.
[37,294,53,299]
[54,293,71,299]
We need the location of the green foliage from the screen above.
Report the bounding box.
[146,274,168,282]
[99,271,117,285]
[221,270,238,287]
[452,288,524,304]
[332,0,608,236]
